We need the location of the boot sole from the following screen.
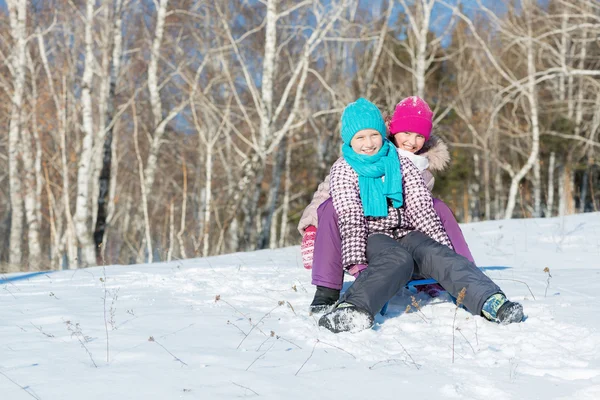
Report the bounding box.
[498,303,524,324]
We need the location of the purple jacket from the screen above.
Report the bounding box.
[329,153,453,268]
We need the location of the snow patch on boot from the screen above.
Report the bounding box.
[318,303,374,333]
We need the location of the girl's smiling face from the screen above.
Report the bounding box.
[391,131,426,153]
[350,129,383,155]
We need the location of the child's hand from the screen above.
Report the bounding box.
[301,226,317,269]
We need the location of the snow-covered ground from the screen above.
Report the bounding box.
[2,213,600,399]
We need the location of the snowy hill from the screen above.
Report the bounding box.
[2,213,600,399]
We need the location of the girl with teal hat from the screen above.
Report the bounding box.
[339,98,403,218]
[316,98,523,333]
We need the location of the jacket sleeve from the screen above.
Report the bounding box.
[422,169,435,192]
[401,156,453,249]
[329,159,368,268]
[297,175,331,235]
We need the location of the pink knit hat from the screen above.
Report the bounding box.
[388,96,433,140]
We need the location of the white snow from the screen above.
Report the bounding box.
[2,213,600,399]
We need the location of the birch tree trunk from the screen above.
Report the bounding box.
[133,102,153,263]
[6,0,27,271]
[257,137,287,249]
[468,152,480,222]
[144,0,185,196]
[504,7,540,219]
[494,153,503,220]
[94,0,125,261]
[558,13,569,102]
[145,0,168,195]
[20,123,42,270]
[570,27,589,212]
[167,201,174,262]
[29,56,44,249]
[189,85,226,257]
[62,83,78,268]
[240,0,277,249]
[177,157,187,259]
[580,167,589,213]
[398,0,448,98]
[259,0,277,150]
[558,165,567,217]
[546,152,555,217]
[91,3,111,232]
[38,33,78,268]
[483,150,491,220]
[43,163,61,269]
[532,158,541,218]
[403,0,434,98]
[202,144,213,257]
[364,1,393,98]
[73,0,98,267]
[21,52,43,270]
[278,138,293,248]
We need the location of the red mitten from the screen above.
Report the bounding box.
[301,226,317,269]
[348,264,367,278]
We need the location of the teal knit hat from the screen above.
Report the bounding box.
[341,98,387,145]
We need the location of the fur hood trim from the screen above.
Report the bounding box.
[416,135,450,172]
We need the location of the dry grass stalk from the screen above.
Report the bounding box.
[232,382,259,396]
[31,322,54,338]
[493,278,536,300]
[456,327,475,354]
[452,287,467,364]
[296,339,319,376]
[236,302,283,349]
[218,294,269,337]
[544,267,552,297]
[246,340,276,371]
[286,301,296,315]
[411,296,429,323]
[215,294,249,318]
[0,370,41,400]
[148,336,188,366]
[65,320,97,368]
[395,338,421,370]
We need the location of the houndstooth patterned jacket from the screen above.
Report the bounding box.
[329,154,453,268]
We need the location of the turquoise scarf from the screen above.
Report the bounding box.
[342,139,403,217]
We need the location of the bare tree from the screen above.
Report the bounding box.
[133,101,153,263]
[6,0,27,271]
[216,0,351,250]
[144,0,188,197]
[36,25,78,268]
[21,55,42,269]
[396,0,451,98]
[94,0,127,261]
[73,0,99,267]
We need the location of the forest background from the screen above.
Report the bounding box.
[0,0,598,273]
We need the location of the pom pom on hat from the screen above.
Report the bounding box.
[340,98,387,144]
[389,96,433,140]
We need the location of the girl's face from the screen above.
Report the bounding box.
[391,131,426,153]
[350,129,383,156]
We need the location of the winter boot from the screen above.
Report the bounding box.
[481,293,524,324]
[318,302,374,333]
[309,286,340,314]
[496,300,524,325]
